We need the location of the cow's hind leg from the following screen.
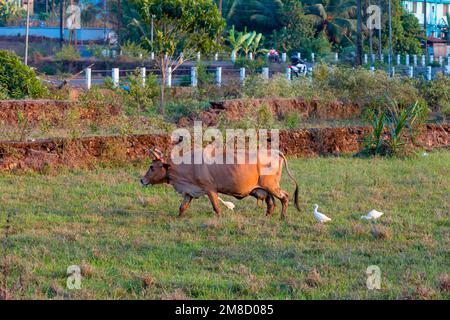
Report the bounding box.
[207,191,222,218]
[178,194,193,217]
[267,188,289,220]
[265,194,276,217]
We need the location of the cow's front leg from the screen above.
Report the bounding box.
[178,194,192,217]
[207,191,222,217]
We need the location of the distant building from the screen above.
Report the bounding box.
[402,0,449,39]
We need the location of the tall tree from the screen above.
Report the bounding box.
[221,0,284,34]
[303,0,357,46]
[133,0,224,113]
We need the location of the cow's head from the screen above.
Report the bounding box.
[140,148,170,186]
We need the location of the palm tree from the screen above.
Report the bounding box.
[220,0,284,34]
[303,0,357,45]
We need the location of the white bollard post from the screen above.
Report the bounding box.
[197,52,201,61]
[140,67,146,87]
[364,54,368,64]
[248,52,253,60]
[427,66,432,80]
[438,56,442,66]
[231,51,236,63]
[370,66,375,74]
[429,55,434,64]
[262,67,269,79]
[85,68,91,90]
[445,65,450,76]
[216,67,222,87]
[396,54,400,65]
[335,52,338,62]
[421,55,426,66]
[409,66,414,78]
[371,54,375,64]
[214,53,218,61]
[380,54,384,63]
[286,67,291,81]
[406,54,410,66]
[311,52,315,62]
[166,67,172,87]
[413,54,417,66]
[191,67,197,87]
[151,52,155,60]
[240,67,246,84]
[282,52,287,63]
[112,68,119,87]
[391,67,395,77]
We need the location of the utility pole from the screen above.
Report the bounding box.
[151,14,155,48]
[60,0,64,48]
[117,0,122,45]
[356,0,363,65]
[369,0,373,65]
[388,0,393,74]
[424,0,428,59]
[24,0,31,65]
[378,0,382,58]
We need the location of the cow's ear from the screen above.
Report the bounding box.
[163,163,170,170]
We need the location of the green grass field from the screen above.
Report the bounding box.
[0,151,449,299]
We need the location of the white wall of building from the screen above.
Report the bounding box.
[403,1,449,25]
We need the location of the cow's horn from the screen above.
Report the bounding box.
[154,148,164,157]
[149,148,161,160]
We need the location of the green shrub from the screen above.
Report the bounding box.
[165,98,210,122]
[234,57,268,72]
[242,74,317,100]
[312,64,423,110]
[120,41,148,59]
[120,69,159,114]
[55,45,80,60]
[417,73,450,115]
[87,45,111,60]
[285,112,301,129]
[0,50,49,99]
[0,84,8,99]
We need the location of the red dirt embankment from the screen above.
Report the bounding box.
[0,125,448,172]
[178,98,362,127]
[0,100,121,125]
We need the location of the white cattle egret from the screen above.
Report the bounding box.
[313,204,332,223]
[218,197,235,211]
[361,209,384,220]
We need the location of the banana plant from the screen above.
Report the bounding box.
[242,31,256,57]
[250,32,268,57]
[227,25,251,56]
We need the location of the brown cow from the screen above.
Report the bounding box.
[140,148,300,219]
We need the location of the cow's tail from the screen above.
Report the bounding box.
[279,152,300,212]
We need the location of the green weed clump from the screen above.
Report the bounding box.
[55,45,81,61]
[362,100,429,156]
